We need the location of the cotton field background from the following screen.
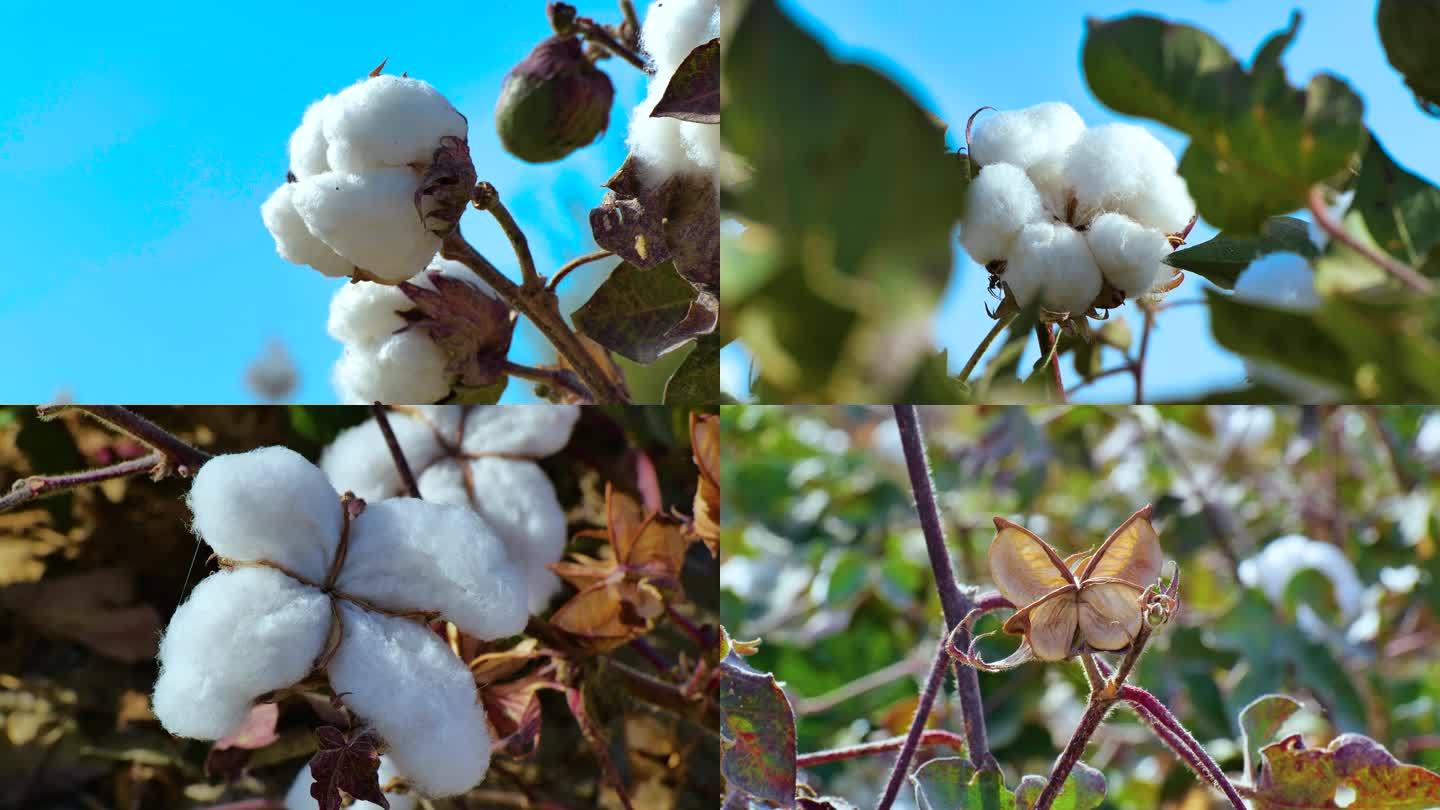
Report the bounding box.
[719,405,1440,808]
[0,405,719,809]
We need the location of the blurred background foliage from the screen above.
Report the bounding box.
[0,405,716,809]
[720,404,1440,808]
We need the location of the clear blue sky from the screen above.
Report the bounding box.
[720,0,1440,402]
[0,1,642,403]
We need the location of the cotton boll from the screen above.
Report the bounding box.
[629,93,697,183]
[1026,154,1070,220]
[332,331,450,405]
[1238,534,1363,618]
[1086,213,1172,298]
[154,568,330,739]
[959,163,1046,265]
[1127,171,1196,235]
[337,498,529,640]
[288,94,334,179]
[285,755,416,810]
[1006,222,1103,315]
[459,405,580,457]
[969,102,1086,170]
[322,75,468,173]
[291,169,441,283]
[640,0,720,75]
[328,280,412,347]
[261,184,355,278]
[188,446,342,580]
[329,608,493,796]
[321,418,446,502]
[1062,123,1181,227]
[681,118,721,173]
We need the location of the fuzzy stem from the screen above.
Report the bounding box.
[1121,685,1247,810]
[577,16,649,71]
[475,183,541,292]
[617,0,641,44]
[441,230,629,403]
[502,361,592,403]
[798,730,967,768]
[547,249,614,292]
[40,405,212,474]
[370,404,421,498]
[0,453,163,513]
[666,604,710,649]
[1035,697,1113,810]
[627,637,671,672]
[1034,324,1067,403]
[1308,185,1434,294]
[1133,305,1155,404]
[958,312,1017,384]
[874,629,955,810]
[892,406,995,772]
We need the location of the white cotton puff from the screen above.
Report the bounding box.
[629,89,696,184]
[153,568,330,740]
[1127,171,1196,235]
[188,446,342,580]
[261,184,355,279]
[417,458,567,614]
[1005,222,1103,315]
[640,0,719,75]
[336,497,529,640]
[1233,252,1321,312]
[629,0,720,184]
[327,279,412,347]
[291,169,441,283]
[1086,213,1172,298]
[459,405,580,457]
[285,754,416,810]
[1061,123,1188,229]
[969,102,1086,171]
[1238,534,1363,618]
[289,94,335,179]
[960,163,1046,265]
[328,608,493,796]
[321,417,446,502]
[332,334,451,406]
[322,75,468,174]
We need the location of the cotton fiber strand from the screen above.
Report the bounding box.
[1006,222,1103,315]
[628,0,720,182]
[291,168,442,282]
[322,75,468,173]
[1085,213,1172,298]
[261,184,354,278]
[960,163,1046,264]
[969,102,1085,171]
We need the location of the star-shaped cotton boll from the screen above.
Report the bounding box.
[628,0,720,183]
[321,406,581,615]
[960,103,1197,320]
[153,446,528,797]
[262,74,469,284]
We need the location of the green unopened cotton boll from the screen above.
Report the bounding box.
[1006,222,1103,315]
[496,35,616,163]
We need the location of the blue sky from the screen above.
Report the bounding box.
[0,1,643,403]
[720,0,1440,402]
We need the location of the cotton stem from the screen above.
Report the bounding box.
[38,405,212,475]
[874,628,957,810]
[0,452,164,514]
[958,311,1017,384]
[1307,185,1434,294]
[797,730,967,768]
[370,404,421,498]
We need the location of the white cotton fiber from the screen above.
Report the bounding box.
[188,446,342,580]
[1233,252,1321,312]
[153,568,330,740]
[1127,171,1196,235]
[321,417,446,501]
[969,102,1086,171]
[1061,123,1184,228]
[288,95,335,179]
[459,405,580,457]
[332,334,451,405]
[641,0,720,75]
[1006,222,1103,315]
[291,169,442,283]
[1086,213,1172,298]
[629,0,720,184]
[337,498,529,640]
[418,458,567,614]
[322,75,468,174]
[327,280,412,347]
[285,754,416,810]
[960,163,1047,265]
[328,608,493,796]
[261,184,355,279]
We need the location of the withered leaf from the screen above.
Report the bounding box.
[400,270,515,387]
[205,702,280,781]
[650,39,720,124]
[308,726,389,810]
[690,413,719,554]
[0,568,160,663]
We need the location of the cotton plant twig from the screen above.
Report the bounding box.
[576,14,649,71]
[1034,324,1068,403]
[501,362,593,404]
[873,628,957,810]
[794,651,930,716]
[370,404,421,498]
[797,730,968,768]
[1307,185,1434,294]
[547,249,614,292]
[472,182,541,292]
[0,453,164,513]
[957,311,1017,385]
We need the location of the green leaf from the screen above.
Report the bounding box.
[1350,134,1440,267]
[1255,733,1440,809]
[1377,0,1440,115]
[1166,216,1318,290]
[1205,290,1352,391]
[1238,694,1302,784]
[719,652,797,805]
[912,758,1011,810]
[1014,763,1107,810]
[572,261,703,364]
[651,38,720,124]
[452,378,508,404]
[664,335,720,404]
[1083,13,1366,232]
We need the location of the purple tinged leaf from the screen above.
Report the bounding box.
[572,262,706,363]
[651,39,720,124]
[308,726,389,810]
[1254,732,1440,809]
[399,271,515,387]
[1239,694,1303,785]
[720,651,796,807]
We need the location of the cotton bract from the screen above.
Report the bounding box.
[322,405,580,614]
[153,446,527,797]
[961,103,1195,317]
[284,755,416,810]
[628,0,720,183]
[263,75,468,283]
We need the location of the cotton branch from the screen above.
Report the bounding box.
[797,730,967,768]
[0,453,164,513]
[873,629,957,810]
[1307,185,1434,295]
[370,404,421,498]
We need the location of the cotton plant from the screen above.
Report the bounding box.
[151,446,529,798]
[960,102,1197,321]
[321,405,580,614]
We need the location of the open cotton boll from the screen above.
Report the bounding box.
[288,94,335,179]
[959,163,1046,265]
[285,755,416,810]
[332,332,451,405]
[329,607,493,796]
[640,0,720,75]
[188,446,342,580]
[1126,171,1196,235]
[327,279,412,347]
[1062,123,1182,227]
[969,102,1086,170]
[261,184,355,279]
[681,117,721,173]
[153,568,331,740]
[459,404,580,457]
[1086,213,1173,298]
[320,417,447,502]
[322,75,468,173]
[291,169,441,283]
[1006,222,1103,314]
[1234,252,1321,312]
[336,498,529,640]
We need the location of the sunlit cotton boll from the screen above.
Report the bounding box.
[1085,212,1173,298]
[1062,123,1194,232]
[291,169,443,283]
[261,183,355,278]
[959,163,1046,265]
[1238,534,1364,619]
[1004,221,1103,315]
[285,754,416,810]
[969,102,1086,172]
[321,75,468,173]
[628,0,720,182]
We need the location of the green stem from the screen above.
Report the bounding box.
[958,312,1017,383]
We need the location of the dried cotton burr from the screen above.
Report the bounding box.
[322,405,581,615]
[960,102,1196,324]
[151,446,528,797]
[262,73,469,283]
